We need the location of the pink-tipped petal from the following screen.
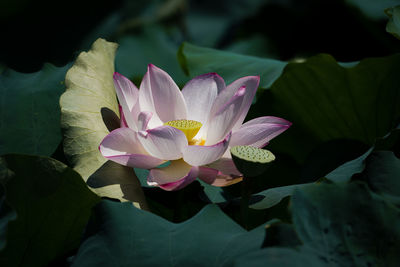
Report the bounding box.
[148,160,198,190]
[205,87,246,145]
[183,132,231,166]
[119,105,128,128]
[113,72,140,130]
[208,76,259,131]
[230,116,292,147]
[229,76,260,130]
[138,125,188,160]
[99,127,164,169]
[137,111,153,131]
[198,166,243,187]
[106,154,165,169]
[99,127,143,155]
[157,170,198,191]
[206,157,242,177]
[241,116,292,126]
[182,73,225,125]
[138,71,163,129]
[139,64,187,126]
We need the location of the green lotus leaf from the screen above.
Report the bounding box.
[267,53,400,162]
[291,182,400,266]
[0,185,16,251]
[0,154,99,267]
[234,247,324,267]
[178,42,286,88]
[249,183,310,210]
[361,151,400,205]
[262,220,301,248]
[72,201,264,266]
[0,64,69,156]
[116,26,187,86]
[236,182,400,266]
[346,0,399,20]
[325,147,374,183]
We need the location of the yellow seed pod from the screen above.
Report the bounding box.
[165,119,202,141]
[230,145,275,177]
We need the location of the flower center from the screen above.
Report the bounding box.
[188,138,206,146]
[165,119,202,142]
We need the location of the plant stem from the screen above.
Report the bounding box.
[173,189,184,222]
[240,176,252,230]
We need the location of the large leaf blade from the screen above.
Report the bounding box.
[361,151,400,205]
[60,38,119,180]
[60,38,147,206]
[292,182,400,266]
[0,64,69,156]
[270,54,400,145]
[73,201,264,267]
[178,42,286,88]
[237,182,400,266]
[0,154,100,267]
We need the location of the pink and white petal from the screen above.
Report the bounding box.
[113,72,139,111]
[229,76,260,130]
[114,72,140,130]
[198,166,243,187]
[241,116,292,127]
[183,132,231,166]
[99,127,164,168]
[106,154,165,169]
[157,169,198,191]
[206,157,242,177]
[205,87,246,145]
[137,111,153,131]
[208,76,259,131]
[138,70,163,128]
[139,64,187,124]
[182,73,225,124]
[119,105,128,128]
[99,127,145,155]
[230,116,292,147]
[147,160,198,189]
[138,125,188,160]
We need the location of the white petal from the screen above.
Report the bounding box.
[148,160,197,186]
[113,72,140,130]
[198,165,242,187]
[205,87,246,145]
[182,73,225,124]
[157,173,198,191]
[228,76,260,130]
[230,116,292,147]
[206,157,242,177]
[139,64,187,127]
[99,127,164,169]
[183,132,231,166]
[138,125,188,160]
[137,111,153,131]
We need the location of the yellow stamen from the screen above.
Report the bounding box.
[189,138,206,146]
[165,119,202,142]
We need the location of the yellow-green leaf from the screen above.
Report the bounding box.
[60,38,148,207]
[60,38,119,179]
[386,5,400,40]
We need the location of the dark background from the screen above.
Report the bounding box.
[1,0,399,73]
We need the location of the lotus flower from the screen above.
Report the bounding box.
[99,64,291,190]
